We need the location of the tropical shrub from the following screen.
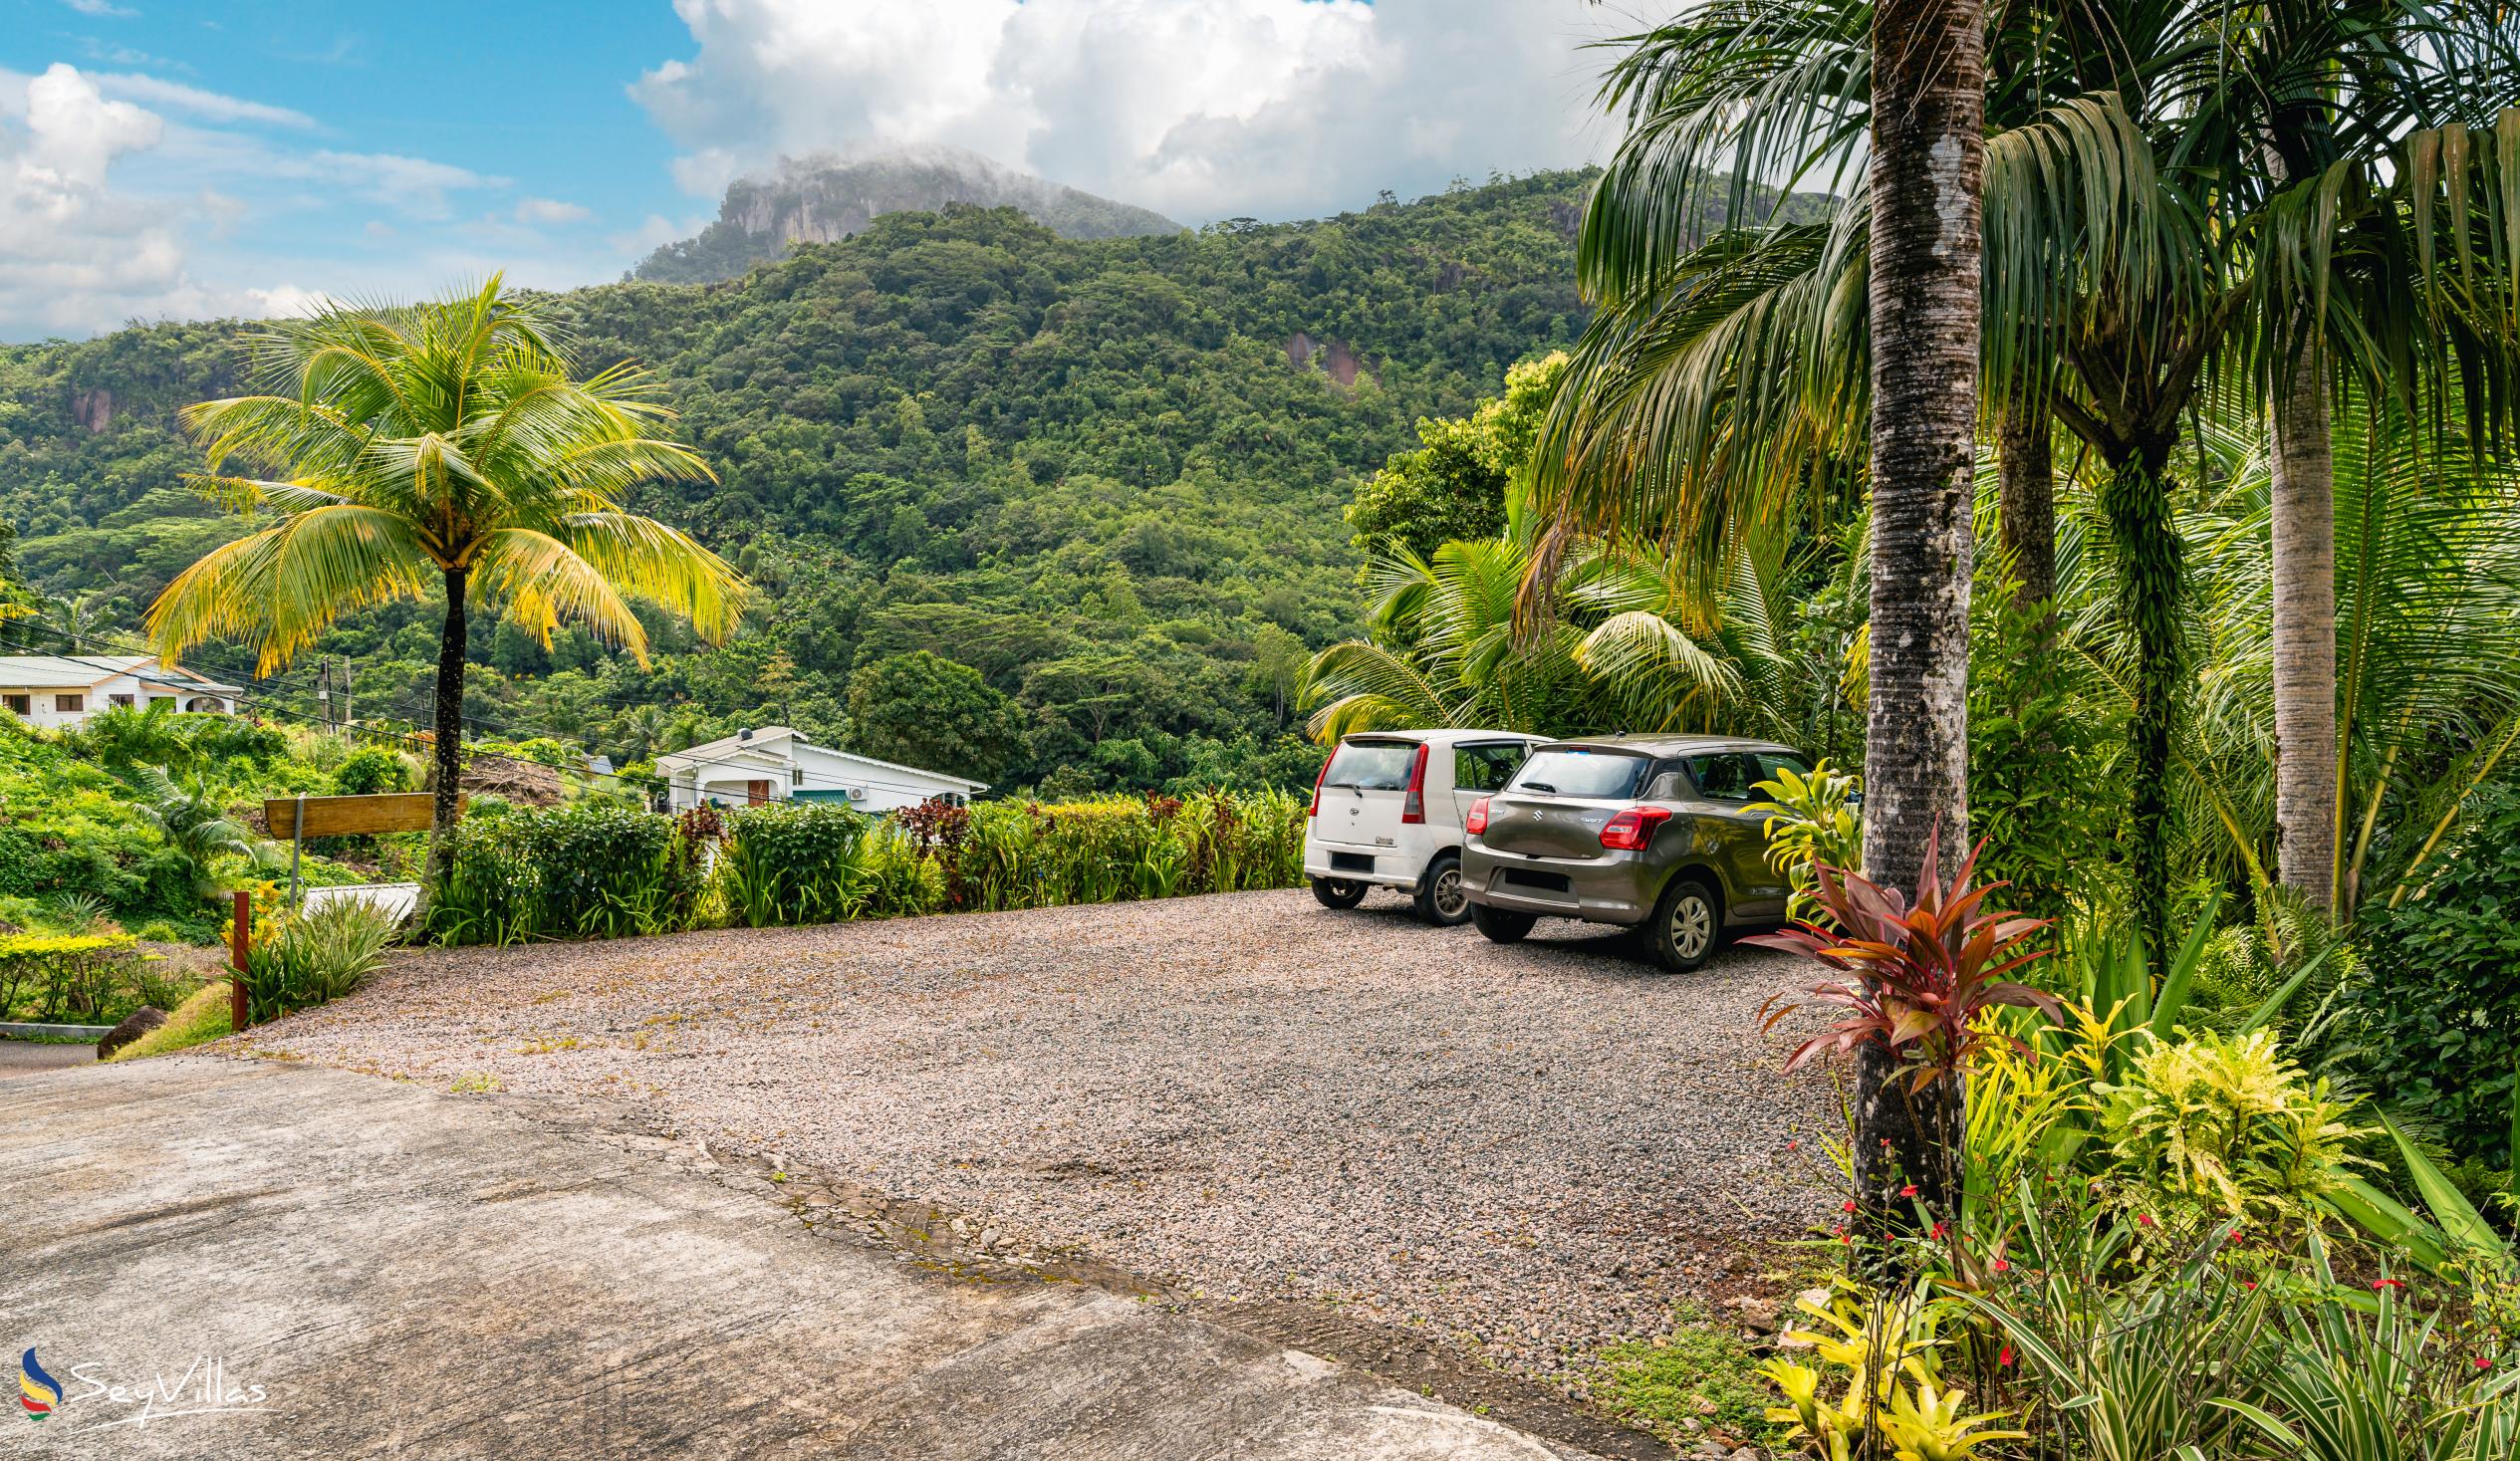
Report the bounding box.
[1747,757,1863,923]
[717,801,879,927]
[2096,1030,2369,1232]
[239,899,397,1023]
[0,930,142,1022]
[1752,835,2062,1087]
[2346,784,2520,1168]
[1965,578,2127,922]
[1761,1286,2022,1461]
[332,747,417,795]
[428,791,1308,944]
[427,802,705,945]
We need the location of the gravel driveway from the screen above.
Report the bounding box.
[249,888,1833,1389]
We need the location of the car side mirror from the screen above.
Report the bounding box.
[1645,771,1686,800]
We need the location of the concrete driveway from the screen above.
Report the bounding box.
[0,1058,1584,1459]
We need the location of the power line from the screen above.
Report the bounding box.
[8,613,980,804]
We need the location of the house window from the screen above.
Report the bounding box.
[55,694,83,713]
[2,694,26,716]
[110,693,133,707]
[790,767,805,787]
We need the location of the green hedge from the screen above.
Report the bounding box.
[427,791,1305,945]
[426,802,705,945]
[0,931,191,1025]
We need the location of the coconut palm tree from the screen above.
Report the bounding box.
[1300,532,1799,742]
[1542,0,2520,951]
[145,280,748,878]
[2218,0,2520,915]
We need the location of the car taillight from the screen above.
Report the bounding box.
[1309,754,1333,818]
[1466,795,1492,837]
[1400,742,1429,824]
[1600,807,1671,852]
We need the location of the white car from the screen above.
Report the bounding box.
[1303,729,1543,924]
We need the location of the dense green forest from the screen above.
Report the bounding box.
[0,172,1601,795]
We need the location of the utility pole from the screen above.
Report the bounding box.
[342,656,353,733]
[316,653,332,733]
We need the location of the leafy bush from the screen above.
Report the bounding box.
[2346,784,2520,1167]
[0,931,143,1023]
[1747,757,1863,923]
[427,803,704,945]
[718,801,877,927]
[240,899,396,1023]
[332,747,416,795]
[2096,1029,2369,1230]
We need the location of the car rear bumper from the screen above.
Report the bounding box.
[1303,842,1422,892]
[1461,846,1656,925]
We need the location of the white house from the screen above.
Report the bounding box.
[0,654,243,731]
[654,726,987,814]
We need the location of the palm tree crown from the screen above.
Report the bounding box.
[145,279,749,868]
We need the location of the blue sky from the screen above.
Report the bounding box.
[0,0,1607,341]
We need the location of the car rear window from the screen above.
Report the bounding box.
[1683,750,1814,803]
[1508,748,1649,799]
[1323,739,1420,791]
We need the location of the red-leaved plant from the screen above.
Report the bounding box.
[1749,828,2063,1092]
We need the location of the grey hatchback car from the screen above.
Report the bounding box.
[1460,735,1813,971]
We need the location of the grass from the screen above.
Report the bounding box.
[1587,1301,1786,1448]
[106,981,232,1062]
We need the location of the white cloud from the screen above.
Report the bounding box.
[296,148,504,219]
[0,64,488,337]
[631,0,1613,222]
[61,0,137,17]
[513,195,592,226]
[94,73,314,128]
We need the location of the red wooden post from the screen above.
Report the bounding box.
[229,888,250,1031]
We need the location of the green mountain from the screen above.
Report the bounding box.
[633,147,1186,284]
[0,172,1599,794]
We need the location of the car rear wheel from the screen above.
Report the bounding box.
[1647,876,1721,972]
[1470,902,1536,943]
[1311,876,1370,910]
[1413,853,1473,926]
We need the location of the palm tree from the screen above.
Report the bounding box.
[2221,0,2520,916]
[1299,530,1801,743]
[2180,387,2520,921]
[1540,0,2520,954]
[1548,0,1994,1225]
[145,280,748,878]
[127,764,254,902]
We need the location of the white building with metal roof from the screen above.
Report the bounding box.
[653,726,987,814]
[0,654,243,731]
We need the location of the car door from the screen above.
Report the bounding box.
[1678,752,1791,918]
[1451,739,1532,823]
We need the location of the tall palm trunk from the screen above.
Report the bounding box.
[2270,343,2338,915]
[1998,402,2056,609]
[427,567,469,884]
[2098,444,2182,956]
[1859,0,1985,1240]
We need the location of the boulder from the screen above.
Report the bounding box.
[97,1006,166,1061]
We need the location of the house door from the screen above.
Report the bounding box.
[745,779,772,806]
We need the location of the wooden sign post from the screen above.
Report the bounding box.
[229,888,250,1032]
[263,793,457,906]
[263,793,444,840]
